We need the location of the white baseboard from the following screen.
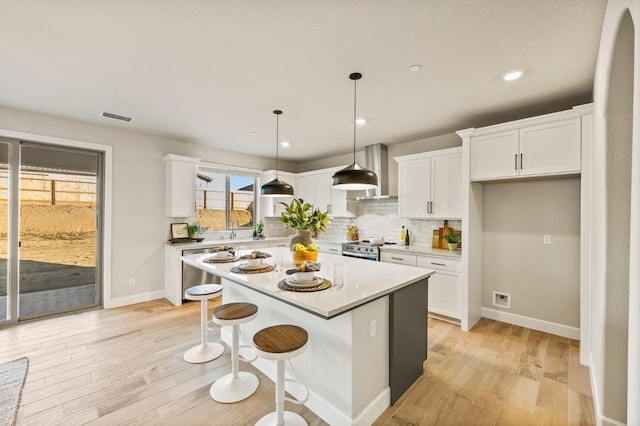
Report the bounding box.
[481,307,580,339]
[589,354,627,426]
[104,290,166,309]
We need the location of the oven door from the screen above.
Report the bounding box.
[341,250,379,262]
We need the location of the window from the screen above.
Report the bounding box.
[195,167,257,231]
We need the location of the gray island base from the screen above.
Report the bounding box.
[181,247,433,425]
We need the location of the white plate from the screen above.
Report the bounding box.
[286,276,323,288]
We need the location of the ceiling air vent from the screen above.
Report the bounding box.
[101,111,133,122]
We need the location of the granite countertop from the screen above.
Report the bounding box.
[379,243,462,259]
[181,247,434,319]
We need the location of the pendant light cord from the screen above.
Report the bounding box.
[352,77,357,165]
[275,112,279,179]
[273,109,283,180]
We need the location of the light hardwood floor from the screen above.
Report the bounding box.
[1,299,594,425]
[375,317,595,425]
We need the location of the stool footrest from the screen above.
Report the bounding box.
[238,344,258,363]
[284,378,309,405]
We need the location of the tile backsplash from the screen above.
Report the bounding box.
[265,201,461,245]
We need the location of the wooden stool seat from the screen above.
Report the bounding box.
[253,324,309,426]
[183,284,224,364]
[253,325,308,357]
[209,302,259,403]
[213,302,258,323]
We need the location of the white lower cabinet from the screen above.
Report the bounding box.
[417,256,461,320]
[380,251,461,322]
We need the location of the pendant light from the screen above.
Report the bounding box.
[261,109,294,197]
[331,72,378,190]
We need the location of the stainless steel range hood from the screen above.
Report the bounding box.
[347,143,398,202]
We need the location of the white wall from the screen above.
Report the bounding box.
[482,179,581,327]
[590,0,639,424]
[0,107,289,305]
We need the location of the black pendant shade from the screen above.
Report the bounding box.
[261,110,295,197]
[332,72,378,190]
[331,163,378,190]
[261,177,294,196]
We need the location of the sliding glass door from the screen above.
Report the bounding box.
[0,141,10,321]
[0,140,103,322]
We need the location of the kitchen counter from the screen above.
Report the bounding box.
[164,235,289,250]
[181,247,433,425]
[380,243,462,258]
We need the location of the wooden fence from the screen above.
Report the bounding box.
[196,189,253,211]
[0,174,96,205]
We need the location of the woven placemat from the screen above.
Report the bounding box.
[278,278,333,292]
[203,256,239,263]
[231,264,275,274]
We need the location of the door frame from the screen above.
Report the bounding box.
[0,129,113,316]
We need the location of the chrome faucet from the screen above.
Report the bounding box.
[230,220,239,239]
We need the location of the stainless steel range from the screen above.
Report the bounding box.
[342,242,379,260]
[341,241,382,261]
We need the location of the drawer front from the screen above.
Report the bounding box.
[269,241,288,248]
[417,255,461,272]
[324,244,342,255]
[380,252,417,266]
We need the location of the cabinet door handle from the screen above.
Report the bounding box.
[431,262,446,266]
[430,201,434,214]
[515,154,518,170]
[520,153,523,170]
[391,256,404,261]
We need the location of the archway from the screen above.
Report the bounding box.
[603,9,634,423]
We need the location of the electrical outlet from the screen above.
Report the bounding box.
[369,320,377,338]
[543,235,552,245]
[492,291,511,309]
[129,277,136,286]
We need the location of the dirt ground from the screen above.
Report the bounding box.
[0,203,96,266]
[196,209,253,230]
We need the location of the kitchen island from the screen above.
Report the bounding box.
[181,248,433,425]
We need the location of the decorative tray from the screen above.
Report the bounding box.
[278,278,332,292]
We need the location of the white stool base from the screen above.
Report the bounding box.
[209,371,259,403]
[255,411,307,426]
[183,342,224,364]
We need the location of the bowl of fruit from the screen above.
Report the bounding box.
[291,242,319,265]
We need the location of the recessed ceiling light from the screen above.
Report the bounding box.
[409,65,422,72]
[280,141,290,148]
[502,70,524,81]
[355,118,367,125]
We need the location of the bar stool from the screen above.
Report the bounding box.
[253,325,309,426]
[183,284,224,364]
[209,302,259,403]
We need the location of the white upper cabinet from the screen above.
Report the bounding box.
[259,170,296,218]
[164,154,200,217]
[396,147,462,219]
[295,167,353,217]
[470,117,581,181]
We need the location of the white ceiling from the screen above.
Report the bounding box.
[0,1,606,162]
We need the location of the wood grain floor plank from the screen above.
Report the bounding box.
[5,300,596,425]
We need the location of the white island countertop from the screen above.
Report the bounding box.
[181,247,434,319]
